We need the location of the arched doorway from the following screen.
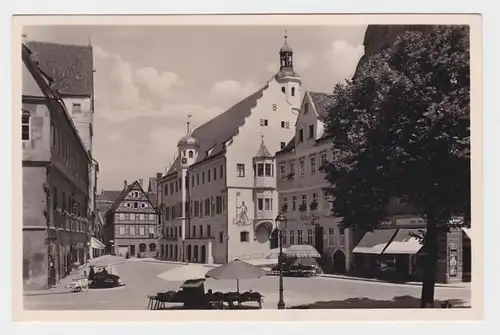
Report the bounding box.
[270,229,279,249]
[200,245,207,263]
[169,245,173,259]
[193,245,199,262]
[332,250,347,274]
[175,245,178,261]
[161,245,165,259]
[187,245,192,262]
[139,243,147,253]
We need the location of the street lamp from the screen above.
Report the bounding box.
[275,213,287,310]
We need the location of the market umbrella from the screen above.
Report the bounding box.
[205,259,267,304]
[284,244,321,258]
[157,264,211,282]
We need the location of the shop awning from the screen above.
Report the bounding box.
[352,229,398,254]
[382,228,425,254]
[90,237,105,250]
[462,227,472,240]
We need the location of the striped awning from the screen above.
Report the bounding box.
[382,229,424,254]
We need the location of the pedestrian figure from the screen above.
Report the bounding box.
[88,266,95,280]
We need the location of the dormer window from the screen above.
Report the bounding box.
[308,124,314,139]
[298,129,304,142]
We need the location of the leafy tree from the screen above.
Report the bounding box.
[321,25,470,307]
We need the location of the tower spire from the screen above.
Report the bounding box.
[284,29,288,44]
[187,114,192,134]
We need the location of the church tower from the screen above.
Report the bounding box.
[177,115,199,168]
[275,31,302,112]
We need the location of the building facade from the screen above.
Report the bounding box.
[158,36,301,264]
[275,91,354,273]
[26,39,101,257]
[22,43,91,290]
[103,180,159,258]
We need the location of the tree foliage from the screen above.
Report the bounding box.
[321,25,470,306]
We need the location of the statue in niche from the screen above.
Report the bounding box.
[233,195,250,225]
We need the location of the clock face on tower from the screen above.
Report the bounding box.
[181,158,187,164]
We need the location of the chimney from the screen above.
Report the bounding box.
[123,180,128,189]
[139,179,143,188]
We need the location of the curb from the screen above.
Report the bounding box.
[317,274,468,289]
[141,259,219,268]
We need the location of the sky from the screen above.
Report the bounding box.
[24,25,367,191]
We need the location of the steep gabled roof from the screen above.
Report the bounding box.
[107,180,158,214]
[276,91,335,156]
[165,85,268,176]
[254,138,272,158]
[26,40,93,96]
[96,190,122,203]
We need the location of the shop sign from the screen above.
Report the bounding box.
[395,217,426,226]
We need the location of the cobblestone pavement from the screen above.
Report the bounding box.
[23,259,471,310]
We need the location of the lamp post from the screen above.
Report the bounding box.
[275,213,287,310]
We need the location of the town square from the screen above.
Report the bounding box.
[20,21,472,311]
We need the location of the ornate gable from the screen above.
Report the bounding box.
[108,180,158,214]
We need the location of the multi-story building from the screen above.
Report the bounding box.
[103,180,159,258]
[22,42,91,289]
[26,38,101,255]
[275,91,353,273]
[158,36,301,264]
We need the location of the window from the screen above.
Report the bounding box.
[149,226,155,234]
[192,225,197,237]
[202,172,205,184]
[301,194,307,206]
[291,87,295,96]
[188,150,193,158]
[139,214,144,221]
[133,202,138,208]
[175,180,179,192]
[304,103,309,114]
[284,121,290,129]
[297,230,303,244]
[258,198,264,211]
[312,192,318,205]
[130,226,136,235]
[256,164,264,177]
[272,104,277,111]
[119,226,125,235]
[170,183,174,194]
[219,232,224,243]
[220,165,224,178]
[216,196,223,214]
[205,198,210,216]
[281,121,286,128]
[196,174,200,185]
[240,231,250,242]
[280,142,286,149]
[72,103,82,114]
[328,228,335,245]
[283,196,288,212]
[260,119,268,127]
[298,129,304,142]
[265,163,272,177]
[264,198,272,210]
[207,224,211,237]
[165,207,170,220]
[194,201,199,217]
[130,213,136,221]
[237,164,245,177]
[308,125,314,139]
[139,226,145,235]
[292,196,297,211]
[199,202,203,218]
[320,152,327,166]
[164,185,168,195]
[289,162,295,175]
[307,229,314,245]
[289,230,295,245]
[208,170,211,182]
[310,156,317,174]
[281,87,286,93]
[21,111,31,141]
[299,158,305,176]
[280,164,286,179]
[213,167,217,181]
[199,225,204,237]
[119,213,125,220]
[191,175,195,188]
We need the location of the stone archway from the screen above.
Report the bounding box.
[193,245,199,263]
[255,221,273,244]
[332,250,347,274]
[200,245,207,263]
[139,243,147,253]
[269,229,279,249]
[186,245,192,262]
